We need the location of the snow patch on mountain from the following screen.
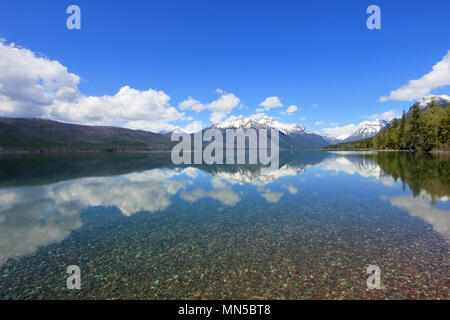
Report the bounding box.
[342,119,388,142]
[213,115,308,135]
[414,94,450,110]
[416,94,450,108]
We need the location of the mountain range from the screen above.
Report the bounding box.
[0,94,448,152]
[206,115,392,147]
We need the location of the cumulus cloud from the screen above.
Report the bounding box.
[258,96,283,111]
[285,105,298,114]
[0,40,81,117]
[183,121,203,133]
[249,112,266,120]
[0,40,185,132]
[152,120,203,134]
[321,123,358,140]
[381,50,450,101]
[221,112,267,123]
[54,86,184,132]
[178,91,241,123]
[368,110,399,121]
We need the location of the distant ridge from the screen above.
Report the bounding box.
[0,117,174,152]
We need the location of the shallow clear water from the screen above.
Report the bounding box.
[0,151,448,299]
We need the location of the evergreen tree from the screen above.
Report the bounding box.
[398,111,406,149]
[406,105,422,150]
[438,105,450,149]
[390,119,400,149]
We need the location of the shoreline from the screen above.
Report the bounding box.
[0,148,174,155]
[324,148,450,154]
[1,146,449,155]
[0,146,303,155]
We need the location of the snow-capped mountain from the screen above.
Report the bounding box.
[414,94,450,110]
[322,136,341,145]
[213,115,308,135]
[210,115,329,149]
[342,119,388,143]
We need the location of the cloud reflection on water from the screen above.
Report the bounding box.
[0,152,448,266]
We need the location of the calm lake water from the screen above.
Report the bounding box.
[0,151,448,299]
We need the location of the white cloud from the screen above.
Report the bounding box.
[53,86,184,132]
[259,96,283,110]
[183,121,203,133]
[0,40,81,117]
[285,105,298,114]
[368,110,399,121]
[381,50,450,101]
[250,112,266,120]
[321,123,358,140]
[315,121,325,125]
[178,96,203,111]
[222,112,267,123]
[0,40,185,132]
[156,120,203,134]
[210,111,228,124]
[312,104,318,108]
[178,92,241,123]
[299,117,306,121]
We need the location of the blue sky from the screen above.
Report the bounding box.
[0,0,449,136]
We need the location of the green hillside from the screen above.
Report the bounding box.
[0,117,175,152]
[325,103,450,152]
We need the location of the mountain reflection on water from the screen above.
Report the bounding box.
[0,151,448,299]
